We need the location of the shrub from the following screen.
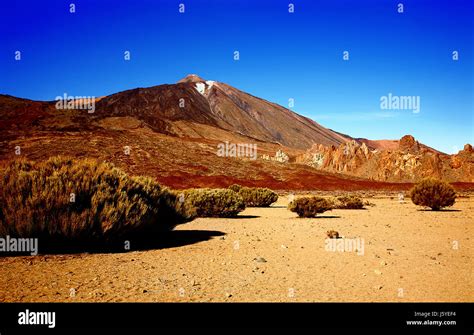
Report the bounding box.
[228,184,242,193]
[236,187,278,207]
[0,156,195,243]
[288,196,333,218]
[334,195,365,209]
[182,188,245,217]
[409,178,456,211]
[363,200,376,207]
[326,230,340,239]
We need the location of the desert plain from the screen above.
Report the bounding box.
[1,193,472,302]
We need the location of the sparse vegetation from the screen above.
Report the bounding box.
[409,178,456,211]
[288,196,333,218]
[363,200,376,207]
[0,156,195,243]
[234,186,278,207]
[333,195,365,209]
[326,230,340,239]
[183,188,245,217]
[228,184,243,193]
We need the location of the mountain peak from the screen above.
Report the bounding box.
[178,74,206,83]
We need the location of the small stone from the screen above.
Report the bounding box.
[281,245,288,249]
[254,257,267,263]
[225,292,232,298]
[362,273,366,277]
[374,285,383,290]
[374,270,382,275]
[220,236,226,240]
[380,260,388,266]
[143,289,148,293]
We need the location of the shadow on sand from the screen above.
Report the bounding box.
[139,230,226,250]
[417,209,461,212]
[0,230,226,257]
[291,215,341,219]
[226,215,260,219]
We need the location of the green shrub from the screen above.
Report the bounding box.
[288,196,333,218]
[236,187,278,207]
[409,178,456,210]
[334,195,365,209]
[0,156,195,243]
[183,188,245,217]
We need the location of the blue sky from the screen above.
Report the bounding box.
[1,0,472,153]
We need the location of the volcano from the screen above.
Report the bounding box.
[0,75,472,189]
[92,74,352,149]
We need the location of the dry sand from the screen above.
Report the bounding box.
[1,196,472,302]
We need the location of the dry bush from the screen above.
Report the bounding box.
[326,230,340,239]
[333,195,365,209]
[0,156,195,243]
[183,188,245,217]
[363,200,376,207]
[228,184,243,193]
[235,187,278,207]
[409,178,456,210]
[288,196,332,218]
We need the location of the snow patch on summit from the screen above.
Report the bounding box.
[195,83,206,95]
[195,81,216,96]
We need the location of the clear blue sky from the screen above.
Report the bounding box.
[1,0,472,153]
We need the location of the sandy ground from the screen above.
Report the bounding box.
[0,196,472,302]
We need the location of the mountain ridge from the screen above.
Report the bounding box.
[1,75,472,185]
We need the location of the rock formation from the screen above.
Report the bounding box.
[298,136,474,182]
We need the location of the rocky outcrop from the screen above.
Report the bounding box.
[298,136,474,182]
[462,144,473,153]
[274,150,290,163]
[262,149,290,163]
[399,135,421,154]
